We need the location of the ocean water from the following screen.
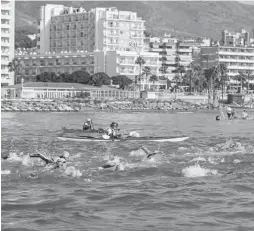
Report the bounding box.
[1,111,254,231]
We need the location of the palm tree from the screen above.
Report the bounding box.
[184,62,202,93]
[176,65,185,86]
[135,56,146,90]
[204,67,216,104]
[245,70,254,93]
[8,58,23,84]
[214,63,228,100]
[150,74,158,84]
[142,66,151,89]
[233,71,247,93]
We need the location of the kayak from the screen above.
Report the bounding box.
[57,135,189,142]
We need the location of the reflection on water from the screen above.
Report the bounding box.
[1,111,254,230]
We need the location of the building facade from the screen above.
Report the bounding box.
[200,46,254,80]
[15,49,160,83]
[145,35,210,80]
[221,29,250,47]
[1,0,15,86]
[37,5,145,54]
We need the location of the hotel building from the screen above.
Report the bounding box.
[1,0,15,86]
[37,5,145,54]
[16,4,162,86]
[200,46,254,81]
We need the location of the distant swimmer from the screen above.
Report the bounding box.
[226,106,233,120]
[29,151,69,169]
[100,157,125,171]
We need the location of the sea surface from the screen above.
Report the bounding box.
[1,111,254,231]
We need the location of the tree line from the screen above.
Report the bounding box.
[8,57,254,102]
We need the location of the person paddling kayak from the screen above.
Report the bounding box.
[106,122,121,139]
[83,118,94,131]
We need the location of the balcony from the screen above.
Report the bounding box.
[1,13,11,19]
[106,33,119,37]
[1,41,10,46]
[1,69,9,74]
[219,58,254,64]
[1,59,9,65]
[118,61,135,66]
[227,65,254,70]
[219,51,254,56]
[1,32,10,38]
[178,48,192,52]
[1,4,11,10]
[131,26,145,31]
[1,22,10,28]
[131,34,143,38]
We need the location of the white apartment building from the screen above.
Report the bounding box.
[37,5,145,54]
[15,49,160,83]
[145,35,210,80]
[1,0,15,86]
[15,50,99,83]
[200,46,254,80]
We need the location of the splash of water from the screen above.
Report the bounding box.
[182,163,218,178]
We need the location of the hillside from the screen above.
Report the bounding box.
[15,1,254,39]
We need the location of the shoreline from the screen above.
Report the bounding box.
[2,98,254,114]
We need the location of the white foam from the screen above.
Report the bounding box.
[1,170,11,175]
[233,159,241,164]
[182,164,218,178]
[64,166,82,177]
[129,149,147,157]
[189,157,206,162]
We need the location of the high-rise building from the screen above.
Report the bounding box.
[37,5,145,54]
[1,0,15,86]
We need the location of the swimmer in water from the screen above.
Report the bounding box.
[138,145,162,159]
[101,156,125,170]
[29,151,69,169]
[100,146,162,170]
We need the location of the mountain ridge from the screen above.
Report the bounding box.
[15,1,254,39]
